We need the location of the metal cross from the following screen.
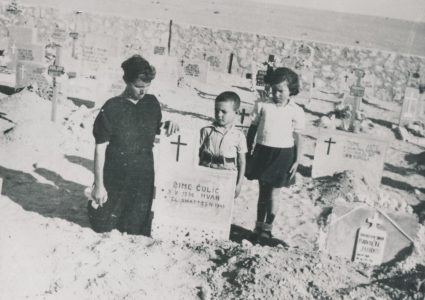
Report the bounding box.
[324,137,336,155]
[170,135,187,162]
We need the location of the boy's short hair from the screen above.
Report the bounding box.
[265,67,300,96]
[215,91,241,110]
[121,54,156,83]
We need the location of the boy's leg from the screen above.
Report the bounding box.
[256,181,271,223]
[266,187,282,224]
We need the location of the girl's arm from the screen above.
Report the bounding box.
[235,152,246,198]
[246,125,258,154]
[92,142,109,206]
[289,131,303,179]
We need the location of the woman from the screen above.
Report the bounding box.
[89,54,177,235]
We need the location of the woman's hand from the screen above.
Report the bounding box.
[234,183,242,199]
[163,120,179,136]
[289,160,299,180]
[92,184,108,207]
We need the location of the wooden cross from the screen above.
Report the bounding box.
[239,108,250,125]
[324,137,336,155]
[170,135,187,162]
[48,46,65,122]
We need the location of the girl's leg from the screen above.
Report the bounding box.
[266,187,282,224]
[257,181,271,223]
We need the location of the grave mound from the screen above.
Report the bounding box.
[310,170,379,207]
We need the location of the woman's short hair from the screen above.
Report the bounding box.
[265,67,300,96]
[121,55,156,83]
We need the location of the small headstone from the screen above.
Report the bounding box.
[8,26,36,45]
[15,61,48,89]
[324,203,419,265]
[399,87,420,125]
[179,59,209,84]
[51,27,68,44]
[152,129,237,242]
[311,129,388,187]
[256,70,267,89]
[153,46,166,56]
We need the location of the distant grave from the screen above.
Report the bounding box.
[152,129,237,242]
[153,46,166,56]
[51,26,68,44]
[15,61,48,89]
[179,59,209,83]
[205,52,228,73]
[324,203,419,265]
[342,68,365,131]
[311,129,388,187]
[399,87,422,125]
[8,26,36,45]
[79,33,119,76]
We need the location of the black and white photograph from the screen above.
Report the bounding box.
[0,0,424,298]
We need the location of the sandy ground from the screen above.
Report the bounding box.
[0,63,425,299]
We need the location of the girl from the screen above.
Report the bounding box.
[246,67,305,240]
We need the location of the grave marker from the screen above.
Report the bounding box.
[69,31,79,59]
[15,44,45,63]
[152,129,237,242]
[312,129,388,187]
[324,203,419,265]
[153,46,166,56]
[205,52,228,73]
[399,87,420,126]
[15,61,48,89]
[179,59,209,83]
[343,68,365,131]
[51,26,68,44]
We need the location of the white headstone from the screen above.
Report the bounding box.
[8,26,36,45]
[311,129,388,187]
[15,61,48,89]
[152,129,237,242]
[179,59,209,84]
[399,87,420,125]
[79,33,119,76]
[14,43,45,63]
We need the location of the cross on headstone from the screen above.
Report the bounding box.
[48,46,65,122]
[239,108,249,125]
[366,213,383,228]
[170,135,187,162]
[324,137,336,155]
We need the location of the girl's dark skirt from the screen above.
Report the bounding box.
[245,144,296,188]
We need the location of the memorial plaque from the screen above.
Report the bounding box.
[52,27,68,43]
[256,70,267,88]
[179,59,209,83]
[349,85,365,98]
[325,203,419,265]
[8,26,36,44]
[152,129,237,242]
[311,130,388,187]
[206,52,228,73]
[15,61,48,89]
[14,44,45,63]
[153,46,166,55]
[79,33,119,76]
[353,214,387,265]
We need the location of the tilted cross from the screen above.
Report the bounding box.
[239,108,250,125]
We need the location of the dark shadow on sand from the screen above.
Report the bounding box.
[65,155,93,173]
[381,176,425,194]
[230,224,289,248]
[161,103,214,122]
[0,165,90,228]
[384,163,420,177]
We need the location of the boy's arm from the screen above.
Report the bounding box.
[235,152,246,198]
[93,142,109,206]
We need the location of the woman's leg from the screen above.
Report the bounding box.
[266,187,282,224]
[257,181,271,223]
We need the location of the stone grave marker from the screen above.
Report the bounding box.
[79,33,119,77]
[179,59,209,84]
[153,46,166,56]
[342,68,365,131]
[324,203,419,265]
[205,52,228,73]
[399,87,420,125]
[8,26,36,45]
[14,43,45,63]
[152,129,237,242]
[235,107,252,134]
[256,70,267,89]
[51,26,68,44]
[15,61,48,89]
[311,129,388,187]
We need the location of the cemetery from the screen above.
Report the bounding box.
[0,0,424,299]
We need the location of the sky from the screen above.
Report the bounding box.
[249,0,425,22]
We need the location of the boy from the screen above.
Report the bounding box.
[199,91,247,198]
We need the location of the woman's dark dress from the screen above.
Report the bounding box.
[89,94,162,235]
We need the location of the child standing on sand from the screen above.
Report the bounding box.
[246,67,305,240]
[199,91,247,198]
